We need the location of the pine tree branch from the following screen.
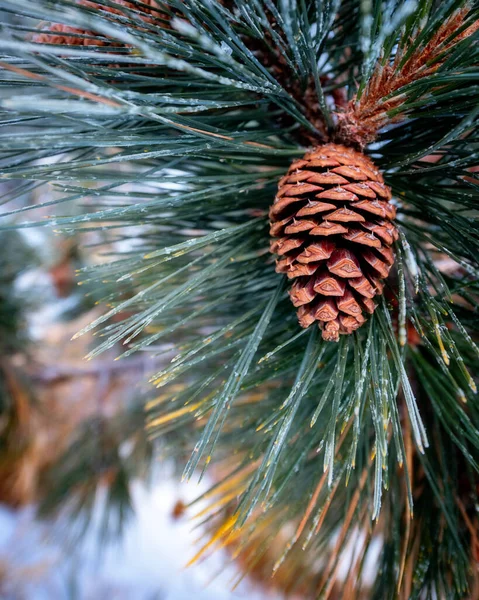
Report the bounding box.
[337,4,479,147]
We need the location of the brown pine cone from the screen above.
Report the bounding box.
[32,0,166,46]
[269,144,398,342]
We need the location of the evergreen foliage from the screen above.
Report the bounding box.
[0,0,478,597]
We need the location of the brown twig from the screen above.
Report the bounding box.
[29,354,164,384]
[336,8,479,149]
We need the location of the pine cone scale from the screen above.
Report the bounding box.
[270,144,398,341]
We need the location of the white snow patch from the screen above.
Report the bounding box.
[0,478,281,600]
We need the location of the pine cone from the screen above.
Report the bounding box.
[269,144,397,342]
[32,0,166,46]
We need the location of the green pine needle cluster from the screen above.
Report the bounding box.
[0,0,478,597]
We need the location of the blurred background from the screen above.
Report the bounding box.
[0,184,281,599]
